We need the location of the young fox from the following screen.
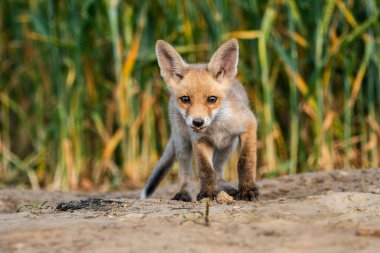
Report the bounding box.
[140,39,259,201]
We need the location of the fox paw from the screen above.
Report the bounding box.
[196,190,218,201]
[171,191,192,202]
[217,180,238,197]
[235,183,260,201]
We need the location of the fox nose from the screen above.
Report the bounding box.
[192,118,204,128]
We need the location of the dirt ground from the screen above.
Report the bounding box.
[1,168,380,253]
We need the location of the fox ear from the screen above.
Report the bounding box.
[208,39,239,81]
[156,40,187,81]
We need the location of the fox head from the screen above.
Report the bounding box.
[156,39,239,133]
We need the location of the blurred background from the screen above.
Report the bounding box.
[0,0,379,191]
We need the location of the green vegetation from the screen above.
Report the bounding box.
[16,200,48,212]
[1,0,379,190]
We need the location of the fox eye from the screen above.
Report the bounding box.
[175,73,183,79]
[207,96,217,104]
[180,96,190,104]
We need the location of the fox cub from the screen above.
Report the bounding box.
[141,39,259,201]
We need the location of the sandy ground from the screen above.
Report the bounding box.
[1,168,380,253]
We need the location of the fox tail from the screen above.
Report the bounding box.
[140,137,176,199]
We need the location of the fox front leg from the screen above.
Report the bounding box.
[171,137,193,202]
[236,122,260,201]
[193,141,218,201]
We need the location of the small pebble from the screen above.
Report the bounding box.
[356,226,380,237]
[216,191,234,204]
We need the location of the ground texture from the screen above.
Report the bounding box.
[1,168,380,253]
